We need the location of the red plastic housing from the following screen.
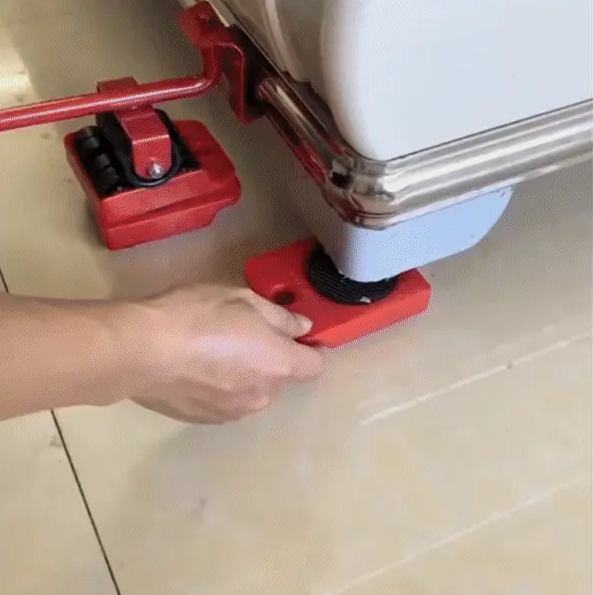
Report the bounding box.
[244,239,432,348]
[65,120,241,250]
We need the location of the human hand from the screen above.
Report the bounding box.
[131,284,324,424]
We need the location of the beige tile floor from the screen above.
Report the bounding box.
[0,411,117,595]
[0,288,116,594]
[0,1,591,594]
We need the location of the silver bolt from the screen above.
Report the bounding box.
[148,162,165,179]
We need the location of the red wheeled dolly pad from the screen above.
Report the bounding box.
[64,120,241,250]
[244,239,432,348]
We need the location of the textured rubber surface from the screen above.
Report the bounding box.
[73,126,126,197]
[306,244,398,305]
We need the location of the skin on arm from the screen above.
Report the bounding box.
[0,286,324,423]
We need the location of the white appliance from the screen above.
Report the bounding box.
[182,0,593,281]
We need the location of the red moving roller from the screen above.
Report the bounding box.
[64,115,241,250]
[0,2,259,250]
[244,239,432,348]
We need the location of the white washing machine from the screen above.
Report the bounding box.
[182,0,593,281]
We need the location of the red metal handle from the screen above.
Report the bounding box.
[0,66,220,133]
[0,3,225,133]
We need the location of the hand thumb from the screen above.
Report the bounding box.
[246,292,313,338]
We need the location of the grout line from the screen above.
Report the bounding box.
[1,264,120,590]
[2,267,121,591]
[51,411,122,595]
[360,363,507,425]
[323,473,589,595]
[0,266,8,292]
[360,329,592,426]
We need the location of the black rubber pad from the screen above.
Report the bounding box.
[306,244,398,305]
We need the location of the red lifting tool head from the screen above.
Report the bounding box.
[244,239,432,348]
[0,2,263,250]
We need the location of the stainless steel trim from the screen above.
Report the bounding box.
[258,76,593,229]
[207,0,593,229]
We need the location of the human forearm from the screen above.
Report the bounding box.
[0,284,323,424]
[0,294,148,420]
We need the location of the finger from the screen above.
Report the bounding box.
[213,386,275,418]
[133,397,227,425]
[281,341,326,381]
[251,393,273,411]
[244,290,313,338]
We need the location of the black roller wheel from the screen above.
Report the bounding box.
[96,166,124,196]
[74,127,104,165]
[88,153,113,177]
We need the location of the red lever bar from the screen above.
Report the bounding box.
[0,51,220,133]
[0,1,235,133]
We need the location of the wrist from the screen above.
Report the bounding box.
[0,294,164,418]
[76,300,162,407]
[113,299,172,388]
